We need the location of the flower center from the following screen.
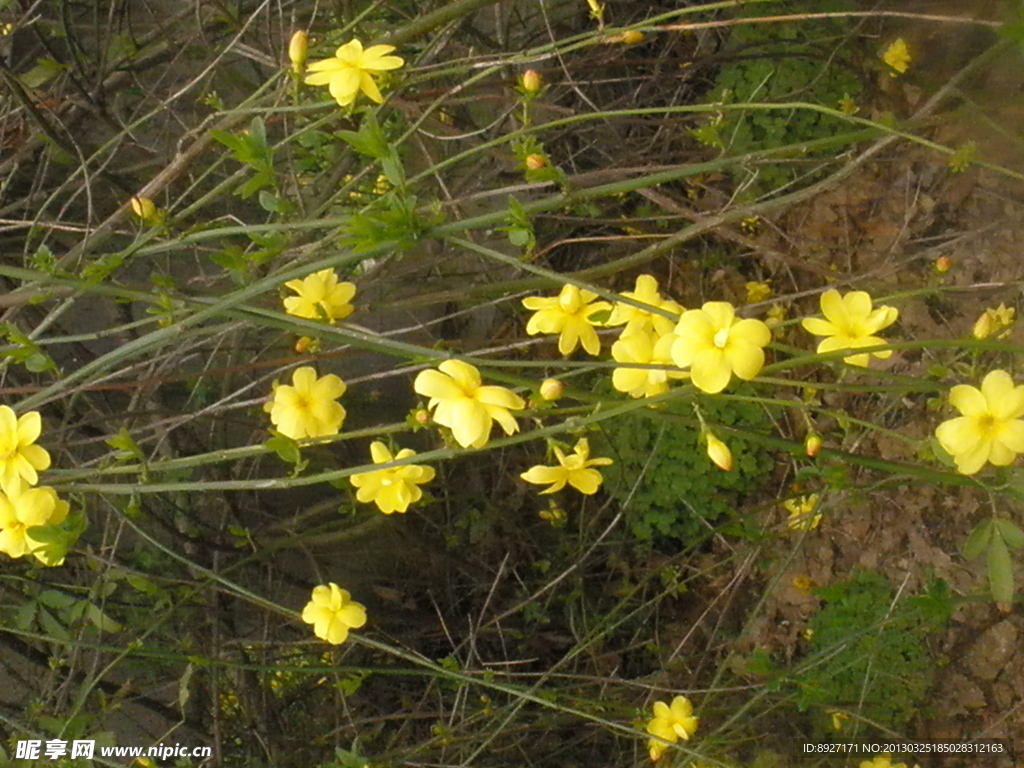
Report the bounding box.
[713,327,730,349]
[976,413,999,438]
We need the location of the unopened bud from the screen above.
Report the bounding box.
[706,433,732,472]
[539,378,564,401]
[973,312,994,340]
[414,409,430,425]
[289,30,308,72]
[805,433,822,457]
[622,30,645,44]
[934,256,951,274]
[525,154,546,170]
[294,336,312,354]
[130,196,157,223]
[521,69,541,94]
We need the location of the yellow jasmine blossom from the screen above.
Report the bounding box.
[972,303,1015,340]
[304,39,404,106]
[705,433,732,471]
[606,274,683,339]
[520,438,612,495]
[671,302,771,394]
[801,289,898,367]
[283,269,356,323]
[414,360,525,449]
[266,367,346,440]
[0,481,70,566]
[0,406,51,494]
[611,330,685,399]
[882,38,911,75]
[745,281,772,304]
[860,756,917,768]
[646,695,699,762]
[784,494,822,531]
[522,284,612,356]
[350,442,435,515]
[301,583,367,645]
[935,370,1024,475]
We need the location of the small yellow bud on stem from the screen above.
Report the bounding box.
[525,154,546,170]
[705,433,732,472]
[521,69,541,94]
[289,30,308,73]
[539,378,564,401]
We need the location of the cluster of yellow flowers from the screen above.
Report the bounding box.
[0,406,68,566]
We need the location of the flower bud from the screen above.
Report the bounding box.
[130,196,157,223]
[289,30,308,72]
[521,69,541,94]
[973,311,994,340]
[705,433,732,472]
[294,336,312,354]
[525,154,546,170]
[414,409,430,425]
[622,30,645,44]
[539,378,564,401]
[934,256,951,274]
[805,433,822,457]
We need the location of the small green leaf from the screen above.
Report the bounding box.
[20,57,65,88]
[988,533,1014,608]
[964,519,995,559]
[995,518,1024,550]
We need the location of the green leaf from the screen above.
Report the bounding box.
[336,111,389,159]
[20,57,65,88]
[37,590,76,610]
[248,116,267,146]
[86,603,123,633]
[995,518,1024,550]
[988,533,1014,608]
[964,519,995,559]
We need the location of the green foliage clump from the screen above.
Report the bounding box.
[596,387,773,543]
[797,571,953,729]
[699,0,863,192]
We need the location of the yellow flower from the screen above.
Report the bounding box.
[523,284,612,356]
[646,695,699,761]
[350,442,435,515]
[882,38,911,75]
[784,493,822,531]
[606,274,683,339]
[860,756,914,768]
[0,406,51,494]
[414,360,525,449]
[301,583,367,645]
[288,30,308,73]
[304,39,404,106]
[935,370,1024,475]
[972,303,1015,340]
[801,289,898,367]
[745,281,772,304]
[266,367,346,440]
[520,438,612,495]
[0,481,70,566]
[705,433,732,471]
[611,330,685,399]
[283,269,356,323]
[670,302,771,394]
